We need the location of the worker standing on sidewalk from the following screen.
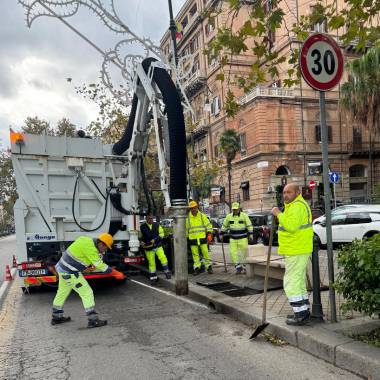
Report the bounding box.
[52,233,124,328]
[271,183,313,326]
[221,202,253,274]
[140,213,171,282]
[186,201,214,275]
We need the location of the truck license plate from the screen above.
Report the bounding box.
[19,269,49,277]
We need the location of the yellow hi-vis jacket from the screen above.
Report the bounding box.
[186,211,213,246]
[56,236,111,274]
[221,212,253,239]
[277,194,313,255]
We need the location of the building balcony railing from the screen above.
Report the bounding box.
[348,142,380,157]
[184,69,206,99]
[238,86,295,105]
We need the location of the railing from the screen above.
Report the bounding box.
[184,69,206,86]
[238,87,295,105]
[348,142,380,153]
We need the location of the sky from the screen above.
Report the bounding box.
[0,0,184,150]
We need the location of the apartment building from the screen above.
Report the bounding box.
[160,0,379,214]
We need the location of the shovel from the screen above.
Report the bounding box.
[249,218,276,339]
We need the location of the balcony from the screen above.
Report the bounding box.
[238,87,295,105]
[348,142,380,158]
[184,70,206,99]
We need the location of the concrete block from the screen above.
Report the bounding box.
[336,341,380,380]
[247,244,267,257]
[297,326,353,364]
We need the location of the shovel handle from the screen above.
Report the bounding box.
[262,217,277,324]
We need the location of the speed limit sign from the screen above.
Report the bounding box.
[300,34,344,91]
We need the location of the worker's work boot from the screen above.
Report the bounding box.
[207,266,213,274]
[87,319,108,328]
[286,311,311,326]
[193,267,201,276]
[164,270,172,279]
[51,316,71,325]
[235,264,243,275]
[150,273,158,283]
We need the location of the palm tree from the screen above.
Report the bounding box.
[219,129,240,208]
[341,47,380,196]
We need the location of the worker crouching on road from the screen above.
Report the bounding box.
[186,201,213,275]
[221,202,253,274]
[52,233,124,328]
[271,183,313,326]
[140,213,171,282]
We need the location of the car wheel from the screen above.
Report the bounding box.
[363,231,379,240]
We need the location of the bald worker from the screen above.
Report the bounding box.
[271,183,313,326]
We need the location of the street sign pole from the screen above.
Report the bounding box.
[334,182,337,209]
[319,91,337,322]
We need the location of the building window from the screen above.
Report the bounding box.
[189,4,197,18]
[310,6,327,33]
[275,166,290,175]
[240,181,250,201]
[189,37,198,54]
[349,165,366,177]
[214,144,219,158]
[211,96,221,115]
[315,125,332,143]
[353,127,362,149]
[239,133,247,156]
[181,16,188,30]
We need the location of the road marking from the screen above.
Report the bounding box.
[130,279,209,310]
[0,268,17,303]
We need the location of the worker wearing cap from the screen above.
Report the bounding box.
[140,213,171,282]
[52,233,124,328]
[271,183,313,326]
[221,202,253,274]
[186,201,213,275]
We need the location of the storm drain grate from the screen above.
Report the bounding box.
[196,281,282,298]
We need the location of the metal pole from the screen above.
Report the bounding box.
[319,91,337,322]
[311,236,324,320]
[334,182,337,209]
[171,203,189,295]
[167,0,178,66]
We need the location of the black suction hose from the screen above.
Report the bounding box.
[112,57,187,202]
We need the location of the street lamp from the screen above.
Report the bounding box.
[167,0,178,67]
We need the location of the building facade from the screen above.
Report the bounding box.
[160,0,379,215]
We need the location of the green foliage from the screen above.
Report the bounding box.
[22,116,53,135]
[334,235,380,316]
[0,151,17,229]
[56,118,77,137]
[341,47,380,135]
[219,128,240,164]
[209,0,380,116]
[75,82,128,144]
[190,162,219,200]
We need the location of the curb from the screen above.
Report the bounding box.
[148,270,380,380]
[0,268,17,308]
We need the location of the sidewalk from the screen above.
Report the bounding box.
[147,243,380,380]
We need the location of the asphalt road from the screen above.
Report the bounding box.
[0,275,360,380]
[0,234,16,284]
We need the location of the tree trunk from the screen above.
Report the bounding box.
[227,161,232,209]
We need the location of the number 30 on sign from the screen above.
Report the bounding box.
[300,34,344,92]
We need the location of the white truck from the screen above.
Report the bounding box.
[11,58,187,289]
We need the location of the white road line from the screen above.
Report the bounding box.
[130,279,209,310]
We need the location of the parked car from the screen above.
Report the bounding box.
[313,205,380,247]
[247,211,278,246]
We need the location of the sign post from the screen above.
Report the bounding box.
[300,34,344,323]
[329,172,340,209]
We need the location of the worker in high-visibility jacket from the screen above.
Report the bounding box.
[186,201,213,275]
[221,202,253,274]
[140,213,171,282]
[271,183,313,326]
[52,233,124,328]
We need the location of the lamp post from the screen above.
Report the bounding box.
[167,0,178,67]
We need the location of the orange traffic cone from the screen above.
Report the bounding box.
[5,265,13,281]
[12,255,17,268]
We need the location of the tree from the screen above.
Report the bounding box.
[190,162,219,201]
[22,116,52,135]
[341,47,380,136]
[0,151,17,230]
[219,129,240,208]
[55,118,77,137]
[207,0,380,116]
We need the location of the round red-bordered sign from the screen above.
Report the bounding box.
[308,180,316,190]
[300,34,344,91]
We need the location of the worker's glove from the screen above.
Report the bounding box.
[248,234,255,245]
[111,268,125,280]
[83,265,96,273]
[207,232,213,244]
